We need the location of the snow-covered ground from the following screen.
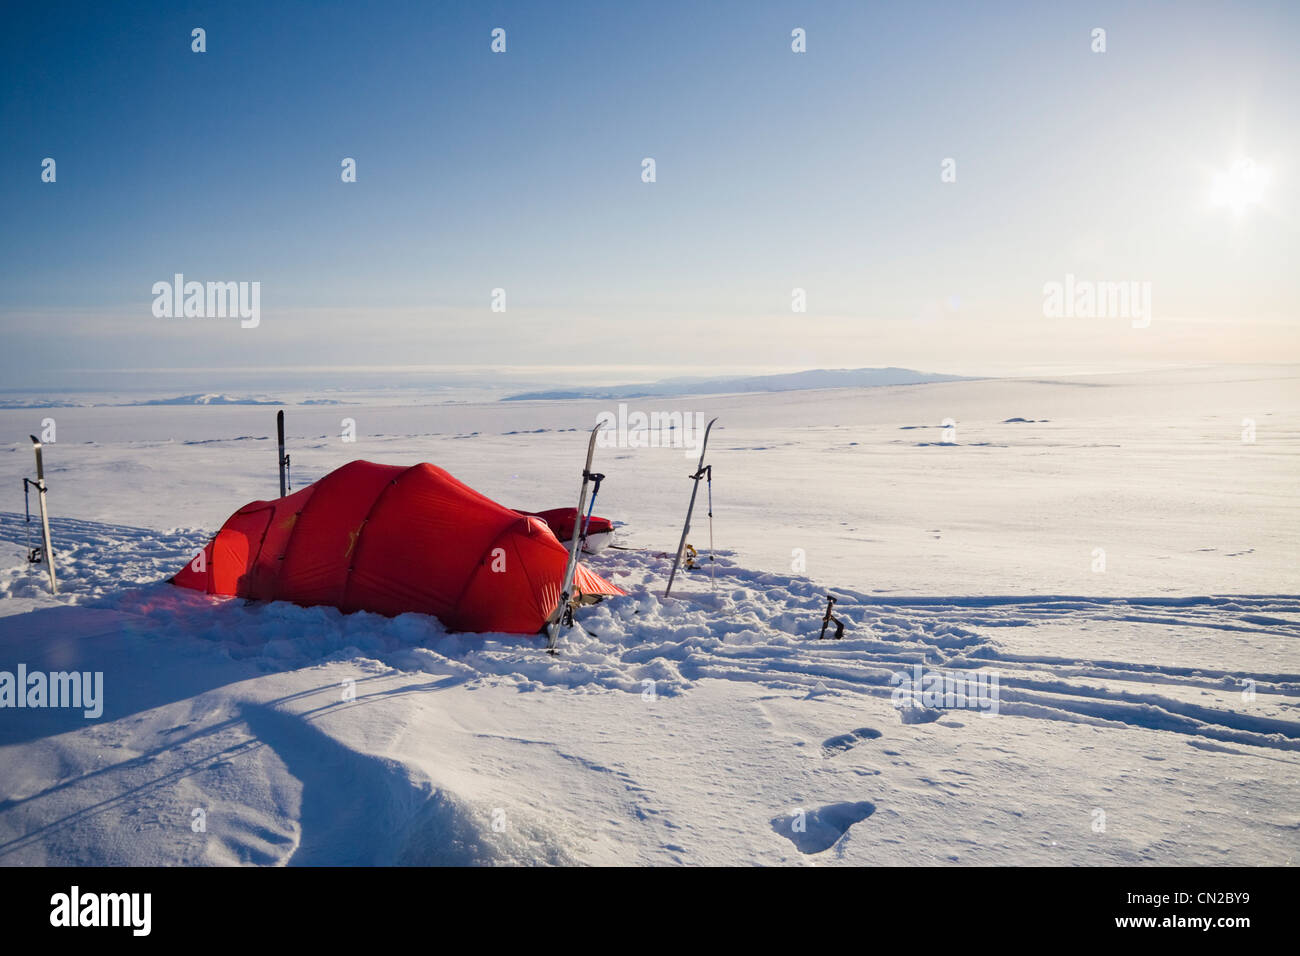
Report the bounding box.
[0,365,1296,865]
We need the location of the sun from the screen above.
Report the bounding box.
[1209,157,1270,215]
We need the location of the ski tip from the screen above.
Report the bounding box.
[29,435,40,444]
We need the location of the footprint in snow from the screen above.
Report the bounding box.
[772,801,876,854]
[822,727,882,756]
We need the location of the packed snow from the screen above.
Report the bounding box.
[0,365,1296,865]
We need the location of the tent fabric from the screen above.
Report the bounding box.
[171,460,625,634]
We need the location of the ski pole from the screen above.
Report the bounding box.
[706,465,715,590]
[665,417,718,598]
[22,478,34,561]
[578,471,604,551]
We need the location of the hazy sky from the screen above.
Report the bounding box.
[2,0,1296,388]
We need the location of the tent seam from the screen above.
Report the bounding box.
[339,462,424,611]
[269,485,322,602]
[448,517,541,629]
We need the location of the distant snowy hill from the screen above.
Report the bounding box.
[131,393,281,406]
[502,367,976,401]
[0,398,92,410]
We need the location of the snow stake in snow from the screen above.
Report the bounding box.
[276,409,292,497]
[819,595,844,640]
[23,435,58,594]
[665,417,718,598]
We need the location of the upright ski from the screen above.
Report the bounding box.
[276,409,290,497]
[545,423,607,651]
[664,417,718,598]
[25,436,58,594]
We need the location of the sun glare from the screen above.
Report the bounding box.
[1209,157,1270,215]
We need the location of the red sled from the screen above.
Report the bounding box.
[512,507,615,553]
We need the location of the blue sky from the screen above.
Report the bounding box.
[2,0,1296,387]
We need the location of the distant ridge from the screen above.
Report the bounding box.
[0,393,349,409]
[501,367,977,401]
[132,393,280,406]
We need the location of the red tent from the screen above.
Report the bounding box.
[171,460,624,634]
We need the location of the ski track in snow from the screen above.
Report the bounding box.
[1,505,1298,864]
[4,509,1298,760]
